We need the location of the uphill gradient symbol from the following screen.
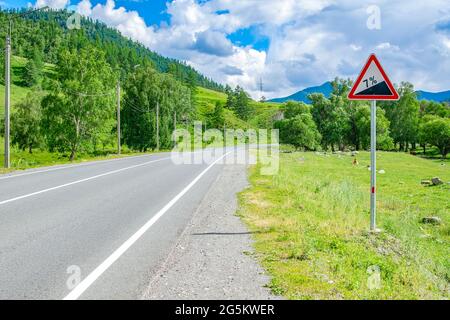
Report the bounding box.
[348,54,399,101]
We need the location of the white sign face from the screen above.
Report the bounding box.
[352,60,388,95]
[348,54,399,100]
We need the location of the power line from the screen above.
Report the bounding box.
[125,100,152,113]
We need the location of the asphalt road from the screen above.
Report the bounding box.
[0,149,239,299]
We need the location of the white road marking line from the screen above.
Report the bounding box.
[0,157,172,206]
[0,149,211,181]
[0,153,162,180]
[63,151,231,300]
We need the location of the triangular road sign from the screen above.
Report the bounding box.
[348,54,399,100]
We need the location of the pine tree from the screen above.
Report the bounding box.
[23,48,44,87]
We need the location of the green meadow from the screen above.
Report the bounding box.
[239,151,449,299]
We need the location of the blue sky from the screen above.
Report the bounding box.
[3,0,450,99]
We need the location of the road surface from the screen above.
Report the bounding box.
[0,148,270,299]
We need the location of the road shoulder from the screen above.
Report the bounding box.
[142,164,279,300]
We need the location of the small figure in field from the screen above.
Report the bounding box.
[352,158,359,166]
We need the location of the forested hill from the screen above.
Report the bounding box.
[0,9,224,92]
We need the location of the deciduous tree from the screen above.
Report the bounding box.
[41,44,115,160]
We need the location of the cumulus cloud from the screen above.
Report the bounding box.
[79,0,156,46]
[193,30,234,57]
[64,0,450,98]
[376,42,399,51]
[35,0,69,9]
[76,0,91,15]
[220,65,244,76]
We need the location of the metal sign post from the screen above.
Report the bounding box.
[370,100,377,231]
[348,54,399,232]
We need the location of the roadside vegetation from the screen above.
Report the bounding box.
[239,151,449,299]
[0,135,153,174]
[0,9,280,173]
[0,52,276,173]
[275,79,450,159]
[0,6,449,302]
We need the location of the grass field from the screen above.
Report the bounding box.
[238,151,449,299]
[0,56,55,119]
[0,135,158,175]
[196,87,281,129]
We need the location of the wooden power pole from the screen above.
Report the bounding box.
[156,102,160,151]
[4,26,11,168]
[117,81,121,155]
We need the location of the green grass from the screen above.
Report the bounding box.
[249,100,281,129]
[0,56,56,118]
[0,135,161,175]
[196,86,281,129]
[238,151,450,299]
[196,87,227,105]
[196,87,250,129]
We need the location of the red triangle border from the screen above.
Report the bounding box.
[348,54,399,101]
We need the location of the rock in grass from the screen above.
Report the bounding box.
[431,177,444,186]
[421,217,442,225]
[421,180,432,186]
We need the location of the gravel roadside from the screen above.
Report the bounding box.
[142,163,279,300]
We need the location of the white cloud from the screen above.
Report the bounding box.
[87,0,155,46]
[76,0,91,16]
[350,44,362,51]
[376,42,399,51]
[35,0,69,9]
[193,30,234,57]
[68,0,450,97]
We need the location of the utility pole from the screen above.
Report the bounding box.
[116,81,121,155]
[156,102,160,151]
[3,7,48,168]
[4,24,11,169]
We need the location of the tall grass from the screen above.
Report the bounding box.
[239,151,449,299]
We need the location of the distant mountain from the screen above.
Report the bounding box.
[269,82,450,104]
[416,90,450,103]
[269,82,333,103]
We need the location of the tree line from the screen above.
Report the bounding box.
[6,32,195,160]
[0,9,223,92]
[275,78,450,158]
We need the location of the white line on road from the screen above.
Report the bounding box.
[0,153,163,181]
[63,151,231,300]
[0,157,172,206]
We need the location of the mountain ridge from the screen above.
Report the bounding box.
[269,82,450,103]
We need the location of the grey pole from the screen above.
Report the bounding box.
[156,102,160,151]
[370,100,377,231]
[4,31,11,169]
[117,81,121,155]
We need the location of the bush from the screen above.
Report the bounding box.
[275,113,321,150]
